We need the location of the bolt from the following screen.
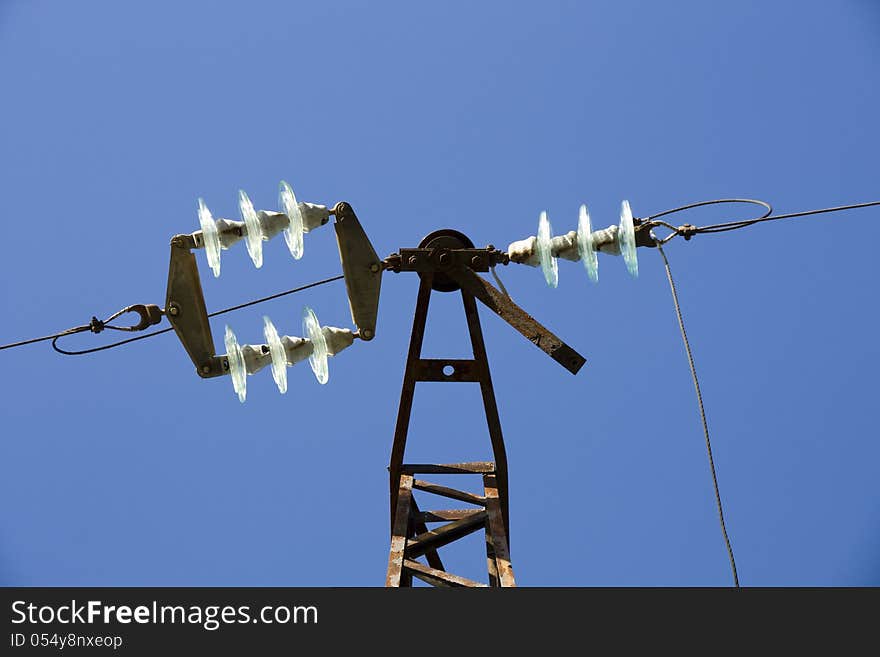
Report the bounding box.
[471,256,483,268]
[408,256,418,266]
[369,262,381,273]
[438,252,451,265]
[201,365,211,374]
[361,328,374,340]
[167,303,180,317]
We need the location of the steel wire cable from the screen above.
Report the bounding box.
[646,199,879,243]
[694,200,880,234]
[655,239,740,587]
[0,274,345,355]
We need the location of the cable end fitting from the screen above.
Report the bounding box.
[131,304,165,331]
[679,224,697,240]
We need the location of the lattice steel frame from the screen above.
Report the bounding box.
[385,232,585,587]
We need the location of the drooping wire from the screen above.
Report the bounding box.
[0,274,345,355]
[654,237,740,587]
[490,265,511,298]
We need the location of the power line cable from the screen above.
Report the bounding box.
[52,327,175,356]
[0,326,89,351]
[203,274,344,318]
[654,237,740,587]
[694,200,880,234]
[0,274,345,355]
[647,199,880,243]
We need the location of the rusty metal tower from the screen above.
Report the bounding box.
[382,229,585,587]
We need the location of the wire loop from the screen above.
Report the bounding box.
[644,198,880,244]
[643,198,773,244]
[47,275,345,356]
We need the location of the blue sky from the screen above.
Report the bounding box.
[1,1,878,586]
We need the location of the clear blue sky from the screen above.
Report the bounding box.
[1,1,878,586]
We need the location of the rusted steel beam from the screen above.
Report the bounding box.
[416,509,483,523]
[412,480,486,507]
[412,359,480,382]
[388,275,434,530]
[403,560,488,588]
[483,474,516,587]
[405,512,487,558]
[461,290,511,542]
[409,497,444,572]
[448,265,586,375]
[485,528,499,588]
[402,462,496,475]
[386,474,414,587]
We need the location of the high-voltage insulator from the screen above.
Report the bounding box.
[507,200,641,285]
[223,307,355,402]
[195,181,331,277]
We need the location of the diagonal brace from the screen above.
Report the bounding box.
[405,511,488,558]
[446,266,586,374]
[403,560,488,588]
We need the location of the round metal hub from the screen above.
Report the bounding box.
[417,229,476,292]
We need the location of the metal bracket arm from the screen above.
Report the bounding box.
[393,247,507,273]
[165,234,226,379]
[333,202,383,341]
